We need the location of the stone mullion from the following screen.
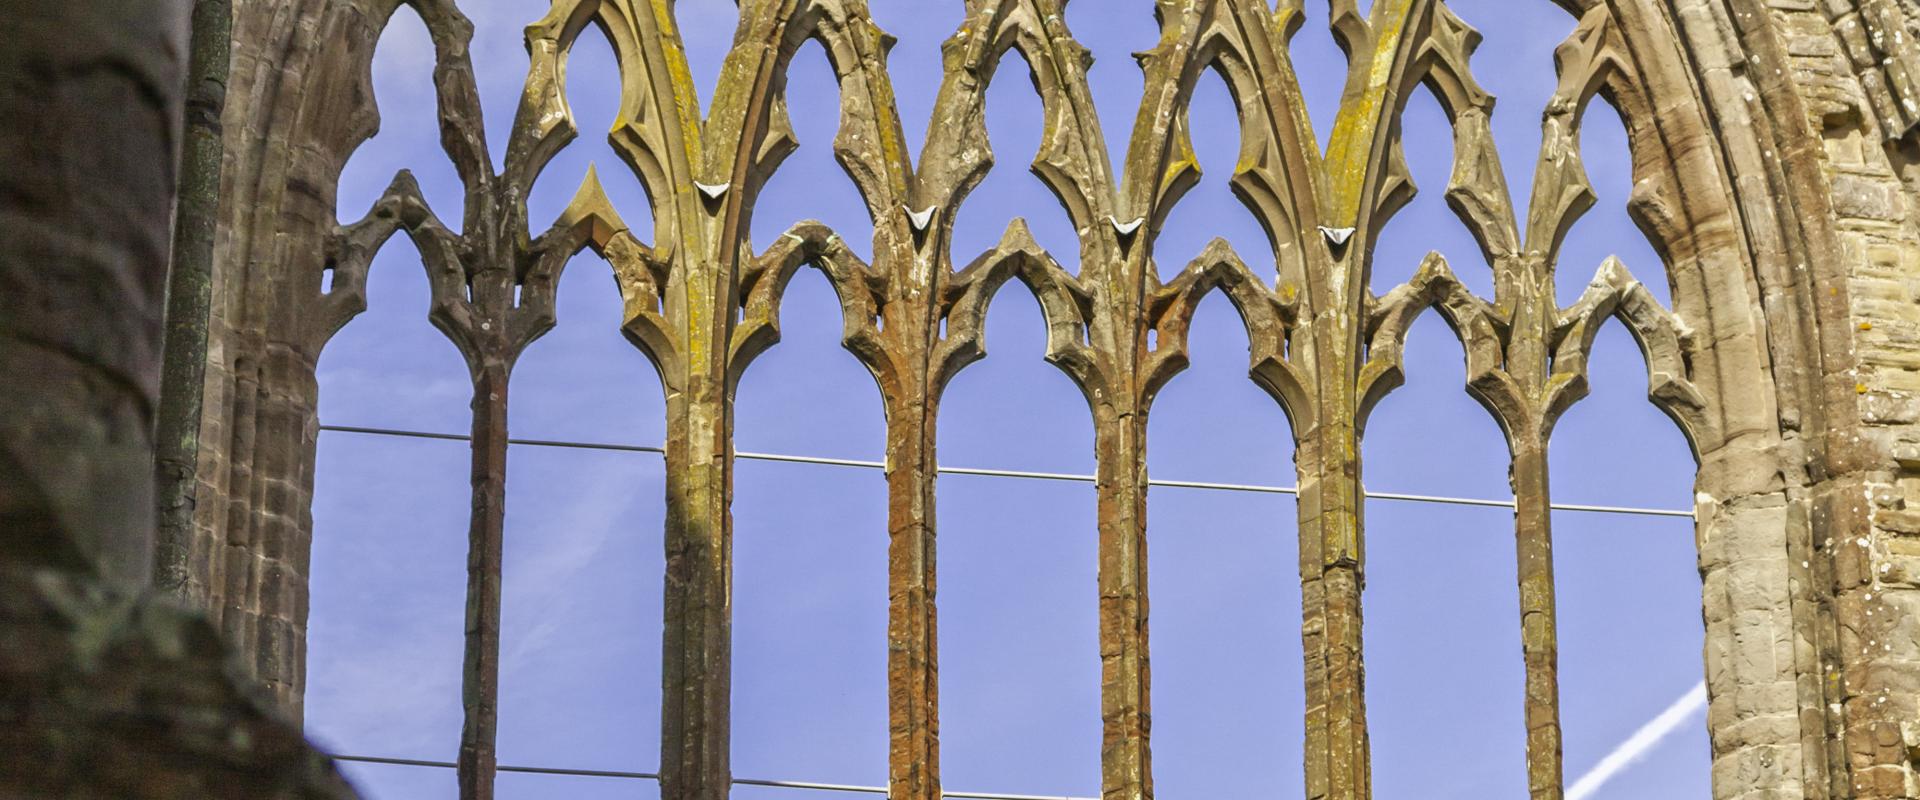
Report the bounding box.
[657,204,737,799]
[1294,2,1441,794]
[1301,458,1368,800]
[1094,402,1152,800]
[1502,252,1563,800]
[456,357,511,800]
[652,31,731,791]
[871,233,944,800]
[660,370,734,800]
[1296,430,1329,800]
[1509,432,1563,800]
[1295,332,1368,800]
[884,376,941,800]
[433,246,523,800]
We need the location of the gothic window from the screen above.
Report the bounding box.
[302,2,1717,798]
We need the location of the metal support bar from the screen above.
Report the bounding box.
[318,424,1694,519]
[328,755,1095,800]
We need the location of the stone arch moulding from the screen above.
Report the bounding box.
[169,0,1920,799]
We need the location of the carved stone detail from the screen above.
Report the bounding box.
[160,0,1920,798]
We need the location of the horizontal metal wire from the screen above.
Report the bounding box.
[334,754,655,781]
[329,755,1094,800]
[319,424,1695,518]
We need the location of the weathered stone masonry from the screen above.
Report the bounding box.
[0,2,353,797]
[156,1,1920,799]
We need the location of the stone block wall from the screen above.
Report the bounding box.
[1781,1,1920,796]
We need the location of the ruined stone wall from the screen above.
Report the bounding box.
[0,2,355,796]
[1792,1,1920,796]
[181,0,396,717]
[173,1,1920,798]
[1623,0,1920,795]
[1684,0,1920,795]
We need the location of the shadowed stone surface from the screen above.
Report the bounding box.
[0,567,353,800]
[0,2,355,797]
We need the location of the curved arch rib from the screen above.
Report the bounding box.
[310,5,1749,800]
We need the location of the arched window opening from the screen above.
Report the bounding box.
[307,232,470,800]
[948,50,1085,274]
[1289,2,1349,150]
[729,46,891,794]
[675,3,737,114]
[1362,311,1521,799]
[750,42,876,263]
[1554,96,1669,309]
[462,3,535,175]
[1146,293,1302,799]
[525,24,653,244]
[1063,2,1157,183]
[1358,327,1511,502]
[1551,322,1705,799]
[307,12,476,799]
[869,3,963,167]
[732,265,889,787]
[496,251,667,797]
[276,2,1743,798]
[1365,2,1703,794]
[1536,61,1705,800]
[336,6,462,232]
[939,286,1100,798]
[1448,0,1572,221]
[1152,71,1280,285]
[1368,85,1493,298]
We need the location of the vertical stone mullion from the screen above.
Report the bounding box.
[885,383,941,800]
[1510,435,1564,800]
[661,359,735,800]
[1296,428,1332,800]
[1096,406,1152,800]
[1507,264,1564,799]
[1282,301,1396,783]
[1297,350,1369,800]
[867,223,945,800]
[457,359,511,800]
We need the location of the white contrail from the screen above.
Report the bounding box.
[1566,680,1709,800]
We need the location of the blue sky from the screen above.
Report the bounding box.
[305,1,1708,798]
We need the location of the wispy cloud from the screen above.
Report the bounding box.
[498,462,641,673]
[1567,681,1709,800]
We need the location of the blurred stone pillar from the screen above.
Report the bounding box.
[0,2,353,796]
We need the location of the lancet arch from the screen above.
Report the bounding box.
[167,1,1920,798]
